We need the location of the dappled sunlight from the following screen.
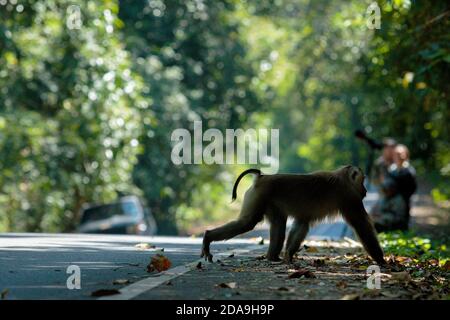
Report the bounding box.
[0,0,448,301]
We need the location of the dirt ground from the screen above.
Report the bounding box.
[410,193,449,241]
[136,237,448,300]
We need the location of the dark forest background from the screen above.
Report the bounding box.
[0,0,448,234]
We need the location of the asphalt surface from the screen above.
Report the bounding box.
[0,191,377,300]
[0,233,259,299]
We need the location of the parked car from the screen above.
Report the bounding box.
[77,196,157,235]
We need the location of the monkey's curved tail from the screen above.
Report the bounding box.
[231,169,261,202]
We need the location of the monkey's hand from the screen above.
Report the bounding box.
[200,246,213,262]
[375,256,387,266]
[201,232,213,262]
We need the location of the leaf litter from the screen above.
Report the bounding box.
[147,254,172,273]
[196,238,449,300]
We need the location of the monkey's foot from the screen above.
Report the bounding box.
[283,249,298,264]
[283,256,293,264]
[377,258,388,267]
[283,253,295,264]
[266,255,281,262]
[200,250,213,262]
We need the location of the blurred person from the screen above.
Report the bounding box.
[388,144,417,229]
[372,138,397,186]
[370,142,417,231]
[371,178,408,232]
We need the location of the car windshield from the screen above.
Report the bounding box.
[81,201,140,224]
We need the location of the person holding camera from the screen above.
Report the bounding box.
[371,143,417,232]
[388,144,417,229]
[371,177,408,232]
[372,138,397,187]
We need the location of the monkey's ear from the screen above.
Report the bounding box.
[349,167,359,181]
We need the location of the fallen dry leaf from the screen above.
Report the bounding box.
[112,279,130,285]
[428,259,439,267]
[380,291,402,298]
[336,281,347,289]
[305,246,318,253]
[91,289,120,297]
[354,265,368,271]
[313,259,326,267]
[364,290,381,298]
[135,243,155,250]
[390,271,411,283]
[147,254,172,273]
[228,253,235,258]
[288,268,316,279]
[250,236,265,245]
[341,293,360,300]
[395,256,412,264]
[412,293,422,299]
[268,286,293,292]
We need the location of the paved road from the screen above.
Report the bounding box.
[0,233,260,299]
[0,191,378,300]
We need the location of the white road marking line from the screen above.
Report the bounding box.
[99,244,264,300]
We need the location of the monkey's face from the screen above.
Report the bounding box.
[347,166,367,198]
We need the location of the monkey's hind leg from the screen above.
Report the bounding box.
[284,220,309,263]
[202,189,264,262]
[266,213,287,262]
[201,217,261,262]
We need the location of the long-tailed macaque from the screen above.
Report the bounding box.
[201,166,385,265]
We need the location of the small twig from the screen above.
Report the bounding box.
[414,10,449,32]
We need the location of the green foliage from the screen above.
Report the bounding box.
[119,0,261,233]
[0,0,143,231]
[0,0,448,233]
[362,0,449,185]
[379,231,449,265]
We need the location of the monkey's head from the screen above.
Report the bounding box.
[344,165,367,198]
